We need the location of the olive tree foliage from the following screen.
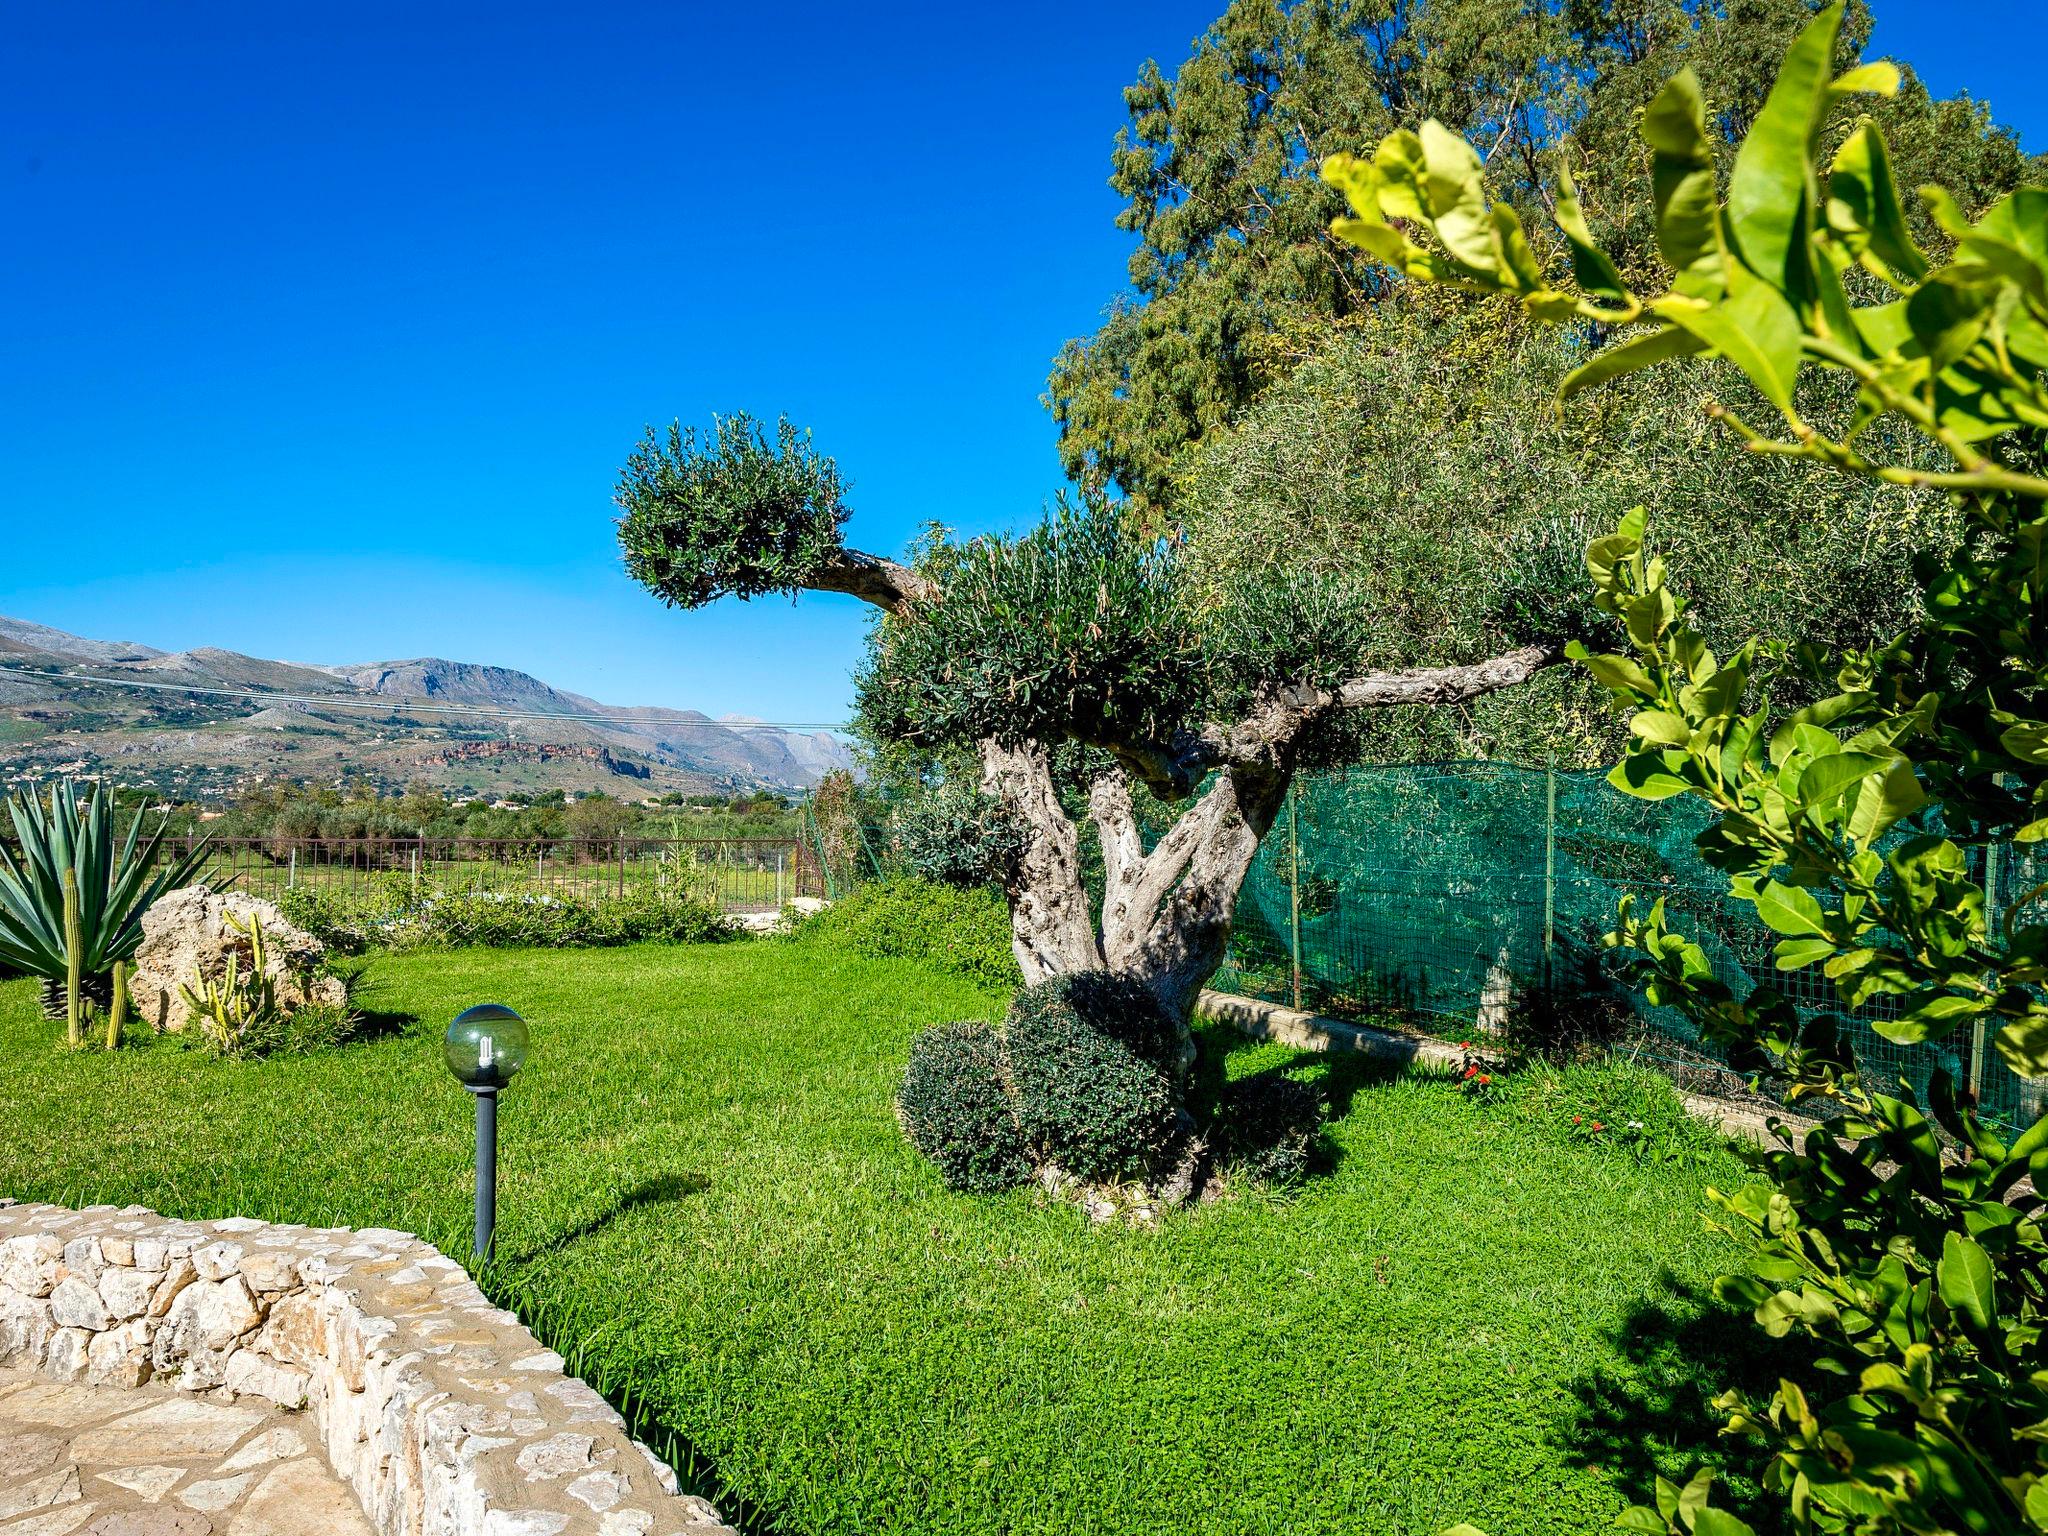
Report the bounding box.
[1176,301,1961,766]
[1325,6,2048,1530]
[615,419,1560,1034]
[1051,0,2040,517]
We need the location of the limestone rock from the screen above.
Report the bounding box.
[227,1460,375,1536]
[126,888,344,1036]
[220,1351,306,1409]
[51,1279,111,1333]
[97,1269,156,1325]
[84,1322,151,1389]
[2,1235,64,1298]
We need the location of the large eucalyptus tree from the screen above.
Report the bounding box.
[615,415,1562,1043]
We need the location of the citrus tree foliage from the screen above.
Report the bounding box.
[1178,302,1958,765]
[1325,5,2048,1530]
[1052,0,2039,515]
[616,413,848,607]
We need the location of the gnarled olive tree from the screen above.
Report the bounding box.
[615,413,1562,1047]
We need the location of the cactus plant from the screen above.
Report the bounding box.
[107,960,127,1051]
[62,867,82,1048]
[177,909,287,1054]
[0,778,215,1020]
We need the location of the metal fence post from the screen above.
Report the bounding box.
[1543,764,1558,987]
[1973,834,2001,1105]
[1288,786,1304,1012]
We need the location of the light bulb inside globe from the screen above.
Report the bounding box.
[444,1003,529,1091]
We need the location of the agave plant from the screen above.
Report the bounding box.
[0,778,215,1014]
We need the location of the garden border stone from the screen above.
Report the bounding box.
[1198,989,1812,1144]
[0,1197,736,1536]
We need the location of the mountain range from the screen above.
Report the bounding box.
[0,615,853,801]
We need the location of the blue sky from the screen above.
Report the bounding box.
[2,2,2040,724]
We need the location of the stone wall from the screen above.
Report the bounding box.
[0,1199,736,1536]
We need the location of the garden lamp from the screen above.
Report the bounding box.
[443,1003,529,1261]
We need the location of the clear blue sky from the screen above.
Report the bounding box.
[2,2,2040,723]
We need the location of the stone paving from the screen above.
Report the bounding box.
[0,1365,372,1536]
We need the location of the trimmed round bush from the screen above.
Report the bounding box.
[896,1021,1031,1194]
[1003,972,1183,1182]
[1213,1074,1323,1186]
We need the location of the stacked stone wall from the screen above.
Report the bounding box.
[0,1199,734,1536]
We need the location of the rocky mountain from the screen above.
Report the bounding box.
[0,615,854,801]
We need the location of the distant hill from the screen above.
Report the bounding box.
[0,615,854,801]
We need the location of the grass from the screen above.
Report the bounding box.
[0,943,1776,1536]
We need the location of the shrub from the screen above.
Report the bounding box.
[887,779,1028,889]
[895,1021,1031,1194]
[1003,972,1183,1182]
[1212,1074,1322,1186]
[207,998,365,1059]
[276,883,729,952]
[789,876,1017,991]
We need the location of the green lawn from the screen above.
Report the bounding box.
[0,944,1773,1536]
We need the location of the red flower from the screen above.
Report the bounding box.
[1572,1115,1582,1125]
[1478,1074,1492,1086]
[1462,1065,1477,1079]
[1591,1121,1605,1132]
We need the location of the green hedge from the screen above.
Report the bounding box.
[788,876,1017,991]
[277,883,730,953]
[895,1020,1031,1193]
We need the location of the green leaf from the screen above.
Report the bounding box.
[1994,1010,2048,1078]
[1653,280,1803,411]
[1828,61,1901,102]
[1562,326,1709,402]
[1631,710,1693,747]
[1845,758,1926,844]
[1691,1510,1759,1536]
[1906,269,1996,373]
[1754,881,1827,937]
[1793,751,1888,809]
[1640,70,1723,291]
[1578,651,1658,697]
[1555,163,1630,304]
[1828,119,1927,282]
[1490,205,1546,292]
[1879,992,1987,1044]
[1937,1231,1995,1331]
[1418,119,1494,273]
[1725,3,1842,287]
[1614,1510,1668,1536]
[1610,753,1696,802]
[1773,937,1836,971]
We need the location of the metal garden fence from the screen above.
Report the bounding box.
[170,835,819,914]
[1215,762,2044,1135]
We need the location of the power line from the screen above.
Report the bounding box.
[0,665,850,733]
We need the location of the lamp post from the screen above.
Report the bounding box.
[443,1003,529,1262]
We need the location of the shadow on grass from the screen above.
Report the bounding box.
[347,1008,417,1042]
[506,1172,710,1264]
[1188,1020,1411,1178]
[1560,1271,1814,1534]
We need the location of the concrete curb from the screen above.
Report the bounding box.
[1197,989,1812,1146]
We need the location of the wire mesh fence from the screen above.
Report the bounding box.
[172,836,819,914]
[1212,762,2043,1135]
